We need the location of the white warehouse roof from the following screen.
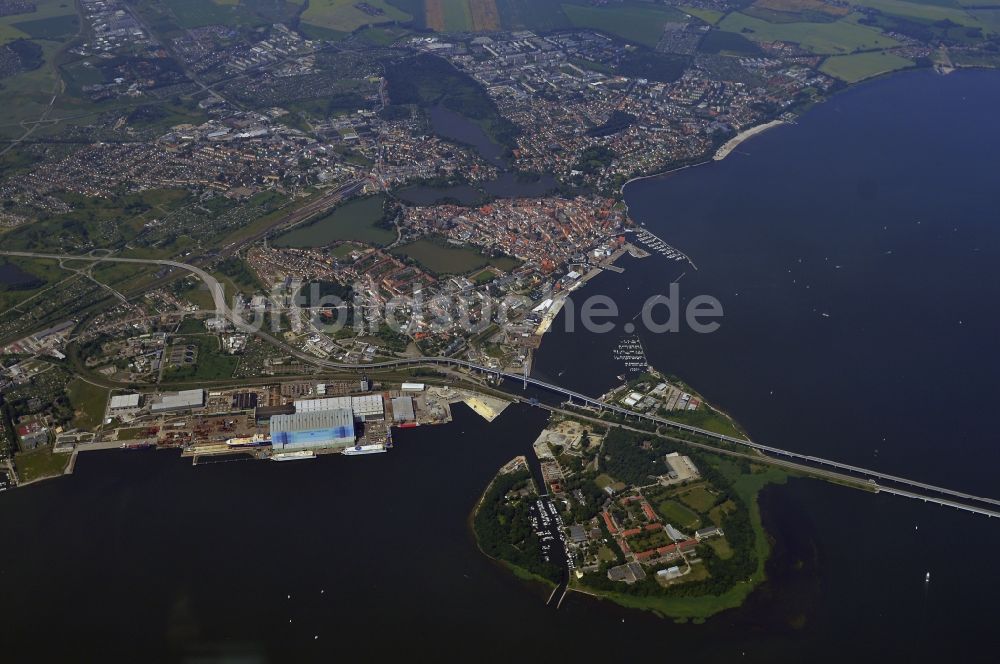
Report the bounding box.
[109,393,141,410]
[151,389,205,412]
[351,394,384,417]
[294,395,384,419]
[295,396,351,413]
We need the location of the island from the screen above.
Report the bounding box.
[473,368,784,619]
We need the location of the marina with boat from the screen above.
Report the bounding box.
[627,228,697,269]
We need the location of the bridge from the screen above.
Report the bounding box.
[4,250,999,518]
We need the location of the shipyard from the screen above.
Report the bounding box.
[41,377,515,468]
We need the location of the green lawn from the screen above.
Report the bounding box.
[718,12,900,53]
[709,537,734,560]
[663,407,745,439]
[178,284,218,311]
[597,545,618,562]
[561,2,686,47]
[709,499,736,526]
[656,499,702,530]
[594,473,627,492]
[820,50,914,82]
[15,445,69,483]
[213,256,264,296]
[91,261,158,293]
[471,268,495,284]
[274,195,395,248]
[391,238,519,275]
[162,335,238,382]
[679,485,717,513]
[116,427,149,441]
[67,378,108,430]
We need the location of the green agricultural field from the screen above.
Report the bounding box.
[969,8,1000,33]
[443,0,474,31]
[161,0,265,29]
[698,29,762,55]
[0,257,67,312]
[1,189,191,253]
[302,0,412,33]
[11,13,79,40]
[820,50,914,82]
[355,24,412,45]
[847,0,987,27]
[67,378,109,430]
[656,499,702,530]
[682,6,725,24]
[561,2,686,47]
[0,0,78,45]
[91,261,159,293]
[391,238,518,275]
[495,0,571,31]
[0,39,62,137]
[274,195,395,248]
[719,11,900,53]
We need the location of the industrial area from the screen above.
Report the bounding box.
[57,379,512,466]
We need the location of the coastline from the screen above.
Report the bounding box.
[619,159,711,197]
[712,119,785,162]
[617,118,787,199]
[469,461,558,591]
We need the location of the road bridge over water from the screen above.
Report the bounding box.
[5,250,999,518]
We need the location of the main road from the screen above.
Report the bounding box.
[4,250,999,516]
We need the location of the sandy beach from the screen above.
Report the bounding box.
[713,119,785,161]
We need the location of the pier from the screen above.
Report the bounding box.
[627,229,698,270]
[4,250,997,520]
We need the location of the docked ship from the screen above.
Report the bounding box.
[225,433,271,448]
[270,450,316,461]
[342,444,387,456]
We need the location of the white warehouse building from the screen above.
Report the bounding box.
[293,395,385,421]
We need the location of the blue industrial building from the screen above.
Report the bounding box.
[270,409,355,451]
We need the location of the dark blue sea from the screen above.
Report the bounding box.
[3,69,1000,661]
